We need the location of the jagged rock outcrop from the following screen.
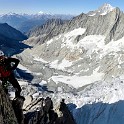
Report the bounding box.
[27,19,65,37]
[0,83,18,124]
[24,97,76,124]
[12,97,25,124]
[56,99,76,124]
[25,19,65,46]
[0,83,76,124]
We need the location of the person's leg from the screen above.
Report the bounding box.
[8,74,21,97]
[1,78,9,94]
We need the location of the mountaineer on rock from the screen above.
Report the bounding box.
[0,50,22,98]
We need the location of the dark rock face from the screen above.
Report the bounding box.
[0,83,18,124]
[0,84,76,124]
[56,99,76,124]
[0,23,28,56]
[24,97,76,124]
[0,23,27,41]
[12,97,25,124]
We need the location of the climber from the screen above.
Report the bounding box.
[0,50,22,98]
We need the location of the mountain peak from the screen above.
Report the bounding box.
[88,3,115,16]
[98,3,115,14]
[37,11,50,15]
[6,12,19,16]
[100,3,114,8]
[38,11,44,14]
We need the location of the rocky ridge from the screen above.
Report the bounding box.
[26,7,124,45]
[0,83,76,124]
[0,83,18,124]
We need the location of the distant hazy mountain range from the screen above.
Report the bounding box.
[0,12,74,33]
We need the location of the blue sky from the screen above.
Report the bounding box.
[0,0,124,15]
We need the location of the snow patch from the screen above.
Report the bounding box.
[46,39,53,45]
[9,92,15,99]
[49,59,72,70]
[18,64,31,73]
[39,80,47,85]
[88,13,96,16]
[34,57,48,63]
[61,28,86,50]
[18,80,28,86]
[61,34,105,53]
[65,28,86,37]
[50,68,104,88]
[32,92,40,98]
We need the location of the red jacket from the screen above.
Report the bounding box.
[0,57,19,78]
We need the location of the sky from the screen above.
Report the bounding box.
[0,0,124,15]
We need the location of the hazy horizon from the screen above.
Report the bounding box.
[0,0,124,15]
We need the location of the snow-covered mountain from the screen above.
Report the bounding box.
[87,3,115,16]
[2,3,124,124]
[0,12,74,33]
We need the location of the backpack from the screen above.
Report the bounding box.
[0,59,11,78]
